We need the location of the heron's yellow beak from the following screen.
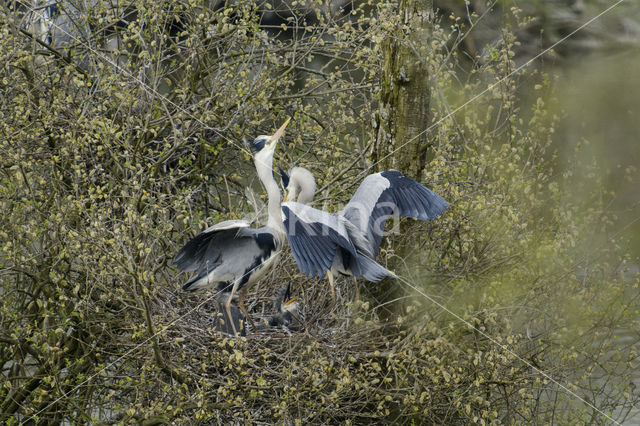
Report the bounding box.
[270,117,290,144]
[284,296,297,306]
[282,190,290,203]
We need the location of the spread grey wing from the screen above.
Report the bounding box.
[173,221,249,273]
[342,171,448,256]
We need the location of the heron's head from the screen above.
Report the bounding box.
[263,283,301,330]
[276,283,298,313]
[247,118,290,162]
[281,167,315,203]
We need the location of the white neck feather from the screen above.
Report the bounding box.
[254,150,285,236]
[290,167,316,205]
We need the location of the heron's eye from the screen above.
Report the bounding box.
[249,137,267,153]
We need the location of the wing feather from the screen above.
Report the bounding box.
[173,220,251,273]
[282,202,355,278]
[288,232,312,276]
[299,228,330,276]
[343,170,448,256]
[203,219,251,233]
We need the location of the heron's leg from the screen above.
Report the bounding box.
[226,282,240,337]
[237,288,256,332]
[327,270,336,301]
[352,276,360,307]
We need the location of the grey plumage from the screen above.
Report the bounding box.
[282,203,356,277]
[343,170,449,258]
[174,223,279,293]
[172,119,290,336]
[173,220,249,274]
[282,169,448,285]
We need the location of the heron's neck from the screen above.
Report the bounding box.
[255,152,285,235]
[291,168,316,205]
[298,185,315,205]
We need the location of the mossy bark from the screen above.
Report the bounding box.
[374,0,433,181]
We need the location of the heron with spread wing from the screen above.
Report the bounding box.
[279,167,448,299]
[173,119,290,336]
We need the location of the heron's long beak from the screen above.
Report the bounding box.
[282,190,289,203]
[283,283,292,302]
[270,117,291,143]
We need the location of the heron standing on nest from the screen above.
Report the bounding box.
[280,167,448,300]
[173,119,290,336]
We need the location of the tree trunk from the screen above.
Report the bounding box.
[370,0,433,308]
[374,0,432,180]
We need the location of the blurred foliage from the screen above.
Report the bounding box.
[1,0,639,424]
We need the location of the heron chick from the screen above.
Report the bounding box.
[268,283,301,328]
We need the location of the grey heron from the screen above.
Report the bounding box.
[280,167,448,299]
[173,119,290,336]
